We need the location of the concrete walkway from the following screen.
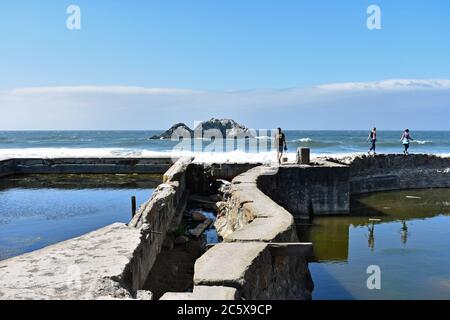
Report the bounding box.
[0,223,142,300]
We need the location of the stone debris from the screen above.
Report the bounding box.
[217,179,231,185]
[191,210,208,222]
[189,219,213,238]
[217,179,232,196]
[135,290,154,300]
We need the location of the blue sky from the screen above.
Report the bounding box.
[0,0,449,129]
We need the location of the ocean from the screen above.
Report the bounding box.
[0,130,449,162]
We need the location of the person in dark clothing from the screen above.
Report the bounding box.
[367,127,377,155]
[275,127,287,164]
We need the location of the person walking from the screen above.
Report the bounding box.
[367,127,377,155]
[275,127,287,164]
[400,129,414,155]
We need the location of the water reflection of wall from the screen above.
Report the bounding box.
[298,188,450,263]
[298,218,349,262]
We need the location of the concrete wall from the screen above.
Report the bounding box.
[3,157,174,175]
[0,157,192,300]
[216,166,299,241]
[256,155,450,218]
[162,165,314,300]
[186,162,261,194]
[258,162,350,217]
[0,159,14,178]
[327,154,450,195]
[125,158,192,292]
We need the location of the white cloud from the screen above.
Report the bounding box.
[317,79,450,91]
[1,79,450,130]
[9,79,450,97]
[10,86,197,96]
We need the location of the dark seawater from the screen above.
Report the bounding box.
[0,130,449,158]
[298,189,450,300]
[0,174,160,260]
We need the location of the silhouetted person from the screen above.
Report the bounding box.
[275,128,287,164]
[367,127,377,155]
[401,129,414,155]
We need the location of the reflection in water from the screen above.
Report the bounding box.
[400,220,409,245]
[298,188,450,300]
[367,222,375,251]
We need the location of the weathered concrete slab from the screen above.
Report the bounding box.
[160,286,239,300]
[193,242,269,289]
[224,216,295,243]
[163,157,193,184]
[193,242,313,300]
[0,223,141,300]
[215,166,298,241]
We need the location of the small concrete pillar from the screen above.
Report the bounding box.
[297,148,310,165]
[131,196,137,218]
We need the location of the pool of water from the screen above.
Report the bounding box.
[298,188,450,300]
[0,174,161,260]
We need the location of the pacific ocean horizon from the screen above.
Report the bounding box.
[0,130,449,161]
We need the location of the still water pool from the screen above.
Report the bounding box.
[298,188,450,300]
[0,174,160,260]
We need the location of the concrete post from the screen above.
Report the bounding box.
[297,148,310,165]
[131,196,137,218]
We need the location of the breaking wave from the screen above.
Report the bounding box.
[1,147,448,164]
[291,137,313,143]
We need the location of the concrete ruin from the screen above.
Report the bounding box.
[0,154,449,300]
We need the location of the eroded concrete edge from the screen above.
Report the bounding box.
[162,165,314,300]
[0,157,192,300]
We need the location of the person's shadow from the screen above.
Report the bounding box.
[400,220,408,245]
[368,222,375,251]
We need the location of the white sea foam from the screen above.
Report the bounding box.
[0,148,270,162]
[0,148,293,163]
[414,140,432,145]
[292,138,313,143]
[0,148,448,163]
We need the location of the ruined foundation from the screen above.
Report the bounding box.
[0,154,449,300]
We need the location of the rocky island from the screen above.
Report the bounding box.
[150,118,254,140]
[150,123,193,140]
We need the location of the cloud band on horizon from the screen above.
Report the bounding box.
[1,79,449,130]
